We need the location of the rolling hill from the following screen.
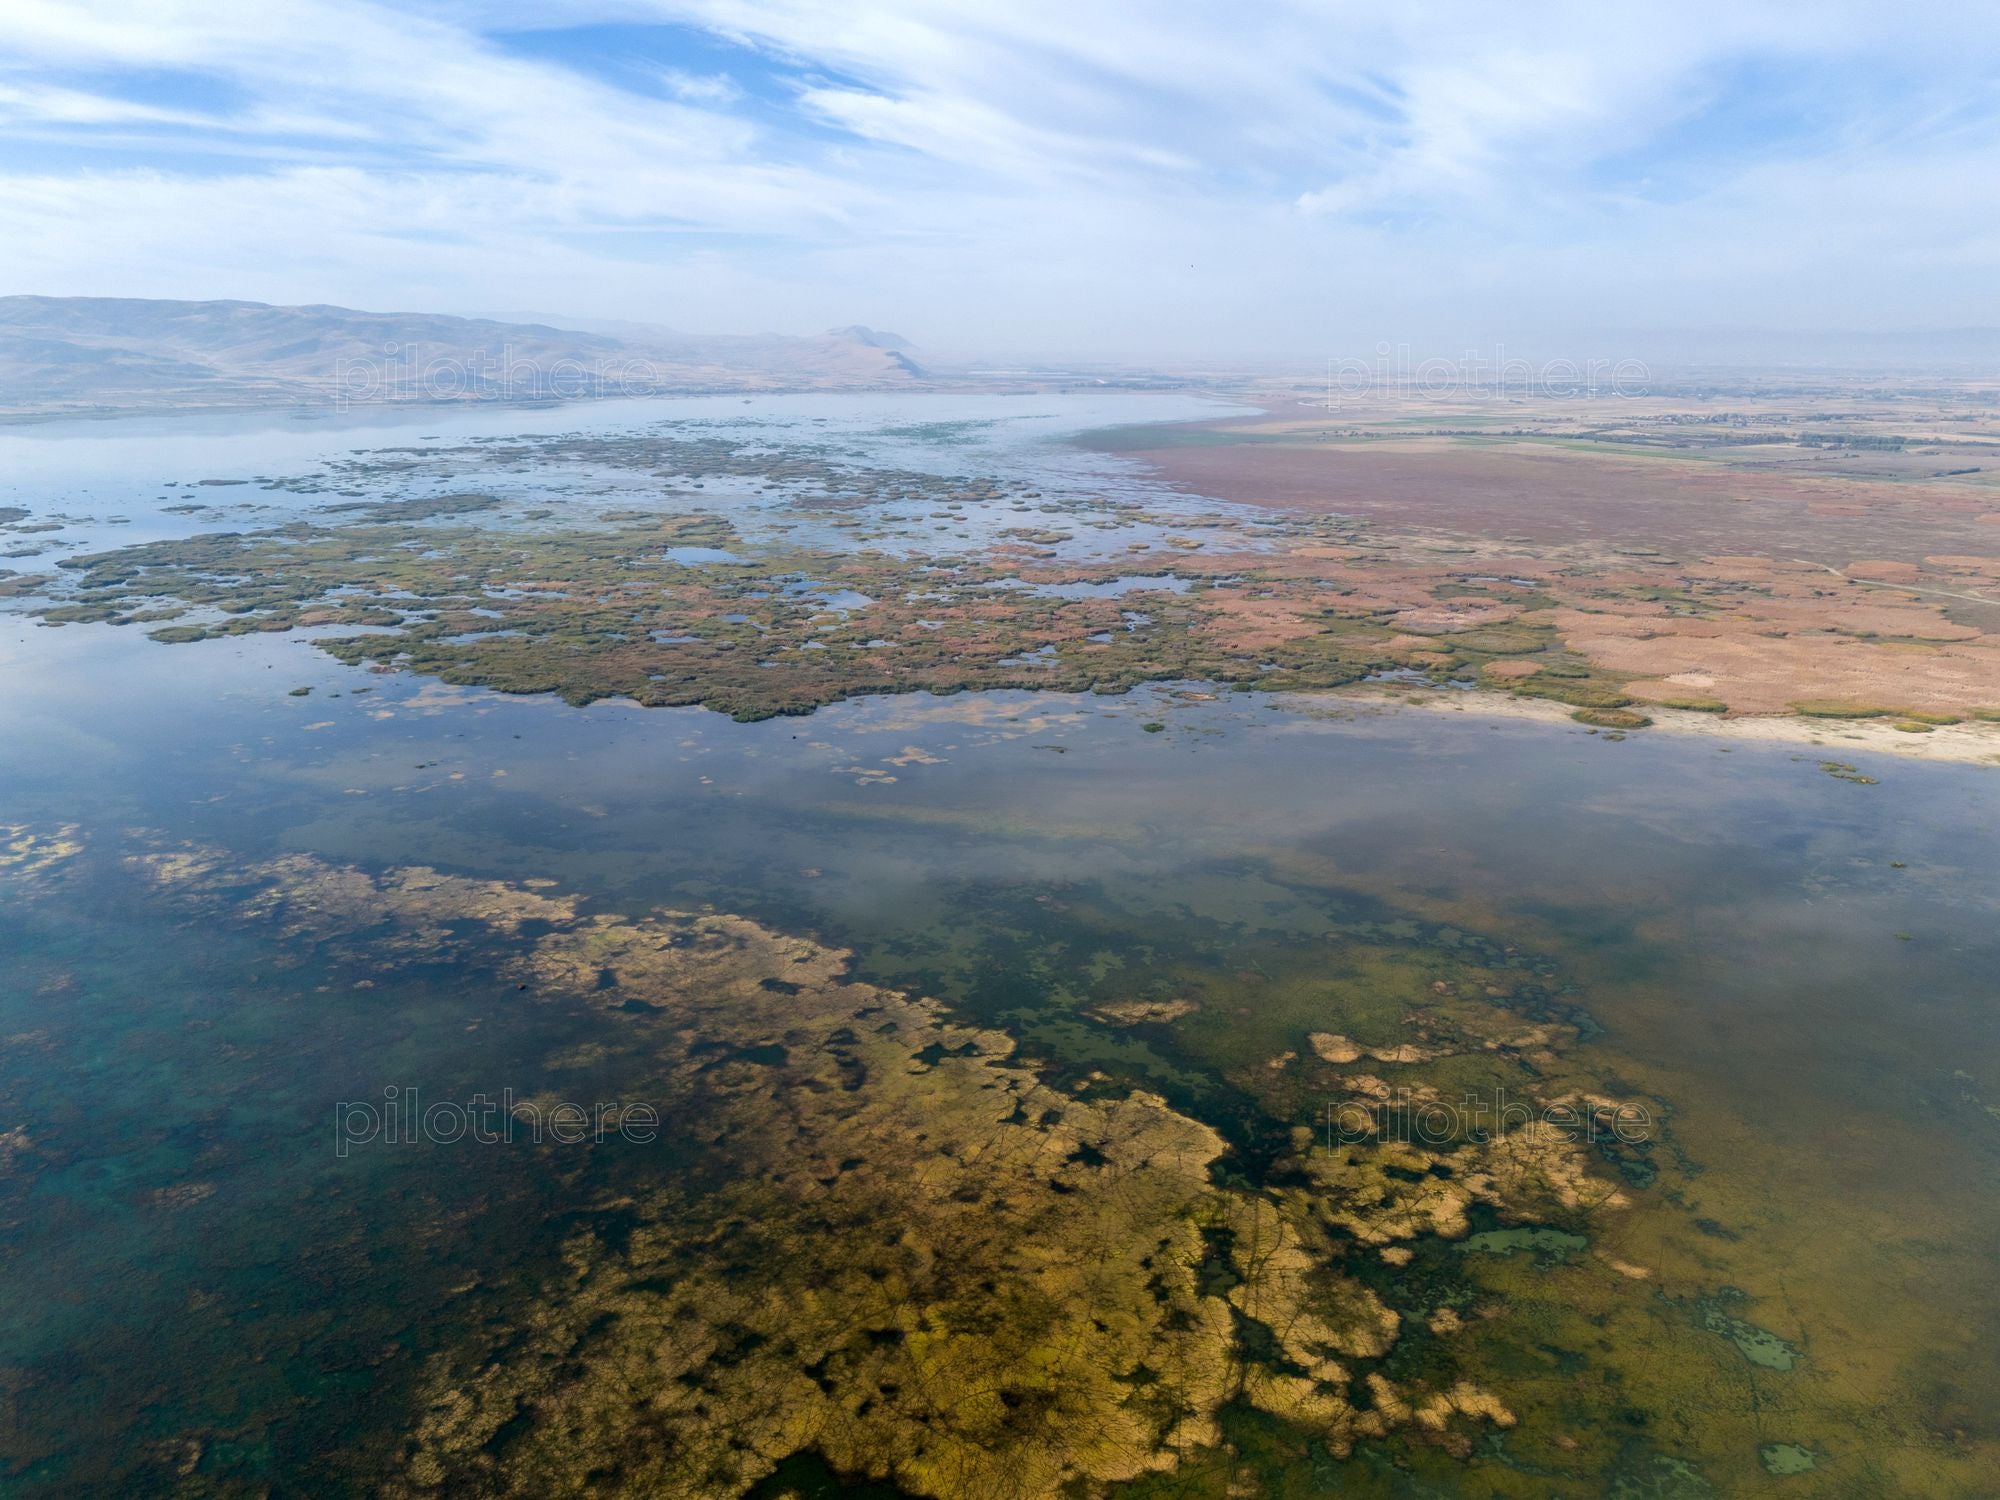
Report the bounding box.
[0,296,927,413]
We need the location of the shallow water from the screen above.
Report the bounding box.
[0,391,1259,571]
[1,395,1996,1496]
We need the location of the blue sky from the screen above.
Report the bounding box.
[1,1,1997,359]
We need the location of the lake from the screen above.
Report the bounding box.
[1,395,1995,1497]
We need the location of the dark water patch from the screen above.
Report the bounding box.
[1759,1442,1817,1475]
[1690,1289,1801,1371]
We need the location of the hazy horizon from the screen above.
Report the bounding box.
[3,3,1999,363]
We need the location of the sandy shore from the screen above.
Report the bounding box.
[1297,685,2000,766]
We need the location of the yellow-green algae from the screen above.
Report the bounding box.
[120,847,1606,1499]
[48,836,1992,1497]
[860,861,2000,1499]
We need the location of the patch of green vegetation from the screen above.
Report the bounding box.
[317,491,503,523]
[146,623,212,644]
[38,601,129,625]
[1656,697,1728,713]
[1572,708,1652,730]
[1444,626,1545,655]
[1799,431,1907,451]
[1792,700,1893,719]
[1509,674,1635,710]
[20,514,1415,722]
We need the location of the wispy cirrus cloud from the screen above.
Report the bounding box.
[0,1,1996,357]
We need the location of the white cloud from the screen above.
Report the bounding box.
[657,67,740,105]
[0,0,1996,357]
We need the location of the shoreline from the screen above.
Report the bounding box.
[1304,684,2000,765]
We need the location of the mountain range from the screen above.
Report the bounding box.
[0,297,927,414]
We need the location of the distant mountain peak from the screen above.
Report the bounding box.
[823,325,914,351]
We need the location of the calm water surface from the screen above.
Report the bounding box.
[1,397,1995,1495]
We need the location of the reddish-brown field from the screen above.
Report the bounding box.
[1102,391,2000,723]
[1112,432,2000,569]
